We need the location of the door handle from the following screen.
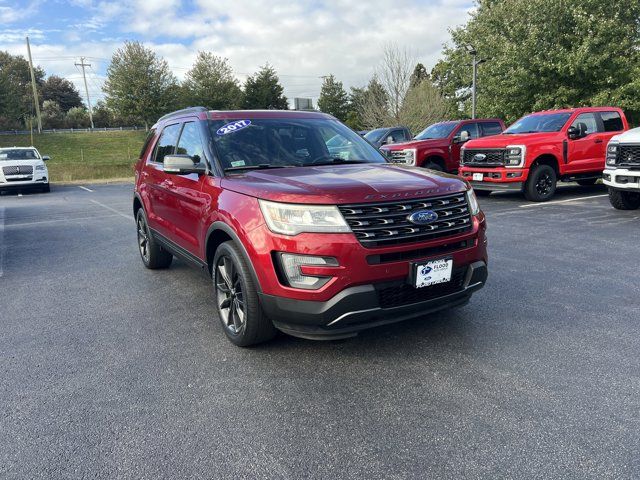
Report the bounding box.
[594,139,603,144]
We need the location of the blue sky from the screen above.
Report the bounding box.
[0,0,472,105]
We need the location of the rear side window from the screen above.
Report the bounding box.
[153,123,181,163]
[571,113,599,136]
[176,122,205,163]
[481,122,502,136]
[600,112,624,132]
[139,128,156,159]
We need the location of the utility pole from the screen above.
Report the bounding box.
[25,36,42,133]
[75,57,94,129]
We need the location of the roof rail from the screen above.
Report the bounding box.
[157,106,208,123]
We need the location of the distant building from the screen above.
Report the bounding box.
[294,98,314,111]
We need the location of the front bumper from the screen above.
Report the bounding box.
[0,176,48,190]
[260,260,488,340]
[459,167,527,192]
[603,168,640,191]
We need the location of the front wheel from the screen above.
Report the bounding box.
[423,162,443,172]
[524,165,557,202]
[213,241,276,347]
[608,188,640,210]
[474,190,491,197]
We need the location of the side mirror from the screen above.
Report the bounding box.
[42,155,50,161]
[163,154,206,175]
[567,126,578,139]
[454,131,470,143]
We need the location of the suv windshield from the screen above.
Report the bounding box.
[504,113,572,134]
[209,117,387,171]
[0,149,39,161]
[415,122,459,140]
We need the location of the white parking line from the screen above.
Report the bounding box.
[0,206,5,278]
[78,186,94,192]
[519,194,608,208]
[90,199,131,219]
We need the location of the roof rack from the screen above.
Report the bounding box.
[157,106,208,123]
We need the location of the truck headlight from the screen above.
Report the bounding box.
[259,200,350,235]
[460,147,465,164]
[278,253,338,290]
[35,165,46,171]
[505,145,525,167]
[606,142,618,166]
[466,188,480,216]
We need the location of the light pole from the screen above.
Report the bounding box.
[465,45,485,119]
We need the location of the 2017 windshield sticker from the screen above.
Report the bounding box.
[217,120,251,136]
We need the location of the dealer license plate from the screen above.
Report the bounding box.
[414,259,453,288]
[472,173,484,181]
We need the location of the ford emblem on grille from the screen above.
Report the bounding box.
[473,153,486,162]
[407,210,439,225]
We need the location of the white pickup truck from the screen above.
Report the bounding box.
[0,147,50,193]
[604,127,640,209]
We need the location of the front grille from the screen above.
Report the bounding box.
[377,267,467,309]
[462,149,505,167]
[338,192,472,247]
[389,150,414,164]
[3,165,34,176]
[616,145,640,166]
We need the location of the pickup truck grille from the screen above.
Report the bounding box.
[388,150,415,165]
[616,145,640,166]
[462,149,505,167]
[3,165,34,176]
[338,192,472,247]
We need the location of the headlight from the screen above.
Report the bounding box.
[606,141,618,166]
[460,147,465,163]
[466,188,480,216]
[259,200,350,235]
[505,145,525,167]
[35,164,46,171]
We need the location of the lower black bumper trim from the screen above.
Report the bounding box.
[470,181,523,192]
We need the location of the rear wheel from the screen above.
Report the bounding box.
[423,161,443,172]
[213,241,276,347]
[524,164,557,202]
[608,188,640,210]
[576,178,598,186]
[136,209,173,269]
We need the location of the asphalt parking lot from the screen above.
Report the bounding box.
[1,182,638,479]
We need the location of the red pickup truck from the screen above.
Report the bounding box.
[459,107,629,201]
[133,108,488,346]
[380,118,505,173]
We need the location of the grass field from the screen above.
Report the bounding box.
[0,130,148,182]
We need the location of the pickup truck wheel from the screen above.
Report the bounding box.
[213,241,276,347]
[136,209,173,269]
[524,165,556,201]
[608,188,640,210]
[576,178,597,186]
[423,162,443,172]
[474,190,491,197]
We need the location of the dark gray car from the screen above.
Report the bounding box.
[364,126,412,148]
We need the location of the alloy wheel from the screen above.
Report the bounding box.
[536,172,553,197]
[215,256,246,335]
[137,215,150,262]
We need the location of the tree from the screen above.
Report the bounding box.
[431,0,640,123]
[41,75,83,112]
[65,107,90,128]
[399,80,448,134]
[358,75,391,129]
[0,51,45,129]
[410,63,430,88]
[376,44,415,124]
[243,64,288,110]
[92,101,114,128]
[103,41,179,128]
[317,74,349,121]
[182,52,242,109]
[41,100,64,129]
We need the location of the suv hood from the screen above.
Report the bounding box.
[381,138,447,151]
[221,164,467,204]
[464,132,558,148]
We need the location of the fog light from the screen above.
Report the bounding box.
[278,253,338,290]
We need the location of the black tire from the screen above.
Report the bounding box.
[213,241,276,347]
[475,190,491,197]
[423,162,443,172]
[576,178,597,186]
[608,188,640,210]
[524,164,557,202]
[135,209,173,269]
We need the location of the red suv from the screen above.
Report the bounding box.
[459,107,629,201]
[380,118,505,173]
[133,108,488,346]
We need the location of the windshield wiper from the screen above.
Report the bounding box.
[223,164,297,172]
[311,157,370,166]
